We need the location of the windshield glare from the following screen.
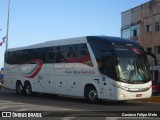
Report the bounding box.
[115,47,151,82]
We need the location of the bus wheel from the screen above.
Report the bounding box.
[16,82,24,95]
[85,86,98,103]
[24,83,32,96]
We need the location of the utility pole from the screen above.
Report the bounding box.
[6,0,10,49]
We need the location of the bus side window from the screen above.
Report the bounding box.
[21,50,29,63]
[77,44,93,67]
[97,59,103,72]
[66,45,77,63]
[56,46,65,63]
[102,56,116,79]
[37,48,47,62]
[46,51,55,63]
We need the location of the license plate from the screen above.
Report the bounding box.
[136,94,142,97]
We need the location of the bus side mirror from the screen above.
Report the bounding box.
[146,52,158,66]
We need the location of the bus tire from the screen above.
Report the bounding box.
[85,86,98,103]
[24,82,32,96]
[16,82,24,95]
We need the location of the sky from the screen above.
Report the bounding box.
[0,0,150,67]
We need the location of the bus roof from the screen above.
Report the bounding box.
[6,36,87,51]
[6,36,140,51]
[87,36,140,46]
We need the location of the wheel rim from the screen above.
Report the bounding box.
[88,89,97,101]
[18,84,23,94]
[26,84,31,95]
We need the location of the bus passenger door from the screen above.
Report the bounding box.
[100,76,115,100]
[99,55,116,100]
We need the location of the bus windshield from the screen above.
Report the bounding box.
[115,46,151,83]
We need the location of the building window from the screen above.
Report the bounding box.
[147,48,152,53]
[131,24,140,38]
[121,28,131,39]
[155,22,160,32]
[154,46,160,54]
[146,24,152,32]
[133,29,138,37]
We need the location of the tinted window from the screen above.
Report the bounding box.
[88,39,117,79]
[66,45,77,63]
[5,43,93,67]
[37,48,47,62]
[76,44,93,66]
[46,51,56,63]
[56,46,66,63]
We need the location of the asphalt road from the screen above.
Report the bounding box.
[0,89,160,120]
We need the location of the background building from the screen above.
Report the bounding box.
[121,0,160,65]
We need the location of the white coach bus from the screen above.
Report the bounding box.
[4,36,155,103]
